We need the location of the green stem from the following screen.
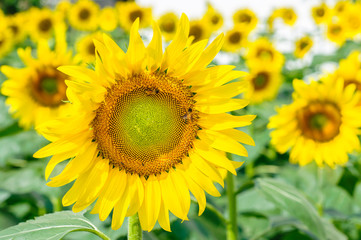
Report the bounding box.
[128,213,142,240]
[226,171,238,240]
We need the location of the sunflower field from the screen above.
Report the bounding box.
[1,0,361,239]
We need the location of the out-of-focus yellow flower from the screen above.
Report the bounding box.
[269,78,361,167]
[0,29,12,58]
[222,26,249,53]
[189,20,211,43]
[333,1,351,15]
[56,0,72,20]
[6,13,27,44]
[312,3,331,25]
[75,31,103,64]
[339,4,361,39]
[202,4,223,32]
[268,8,297,31]
[158,12,178,41]
[28,8,63,41]
[294,36,313,58]
[117,2,152,32]
[1,25,77,129]
[326,21,346,46]
[233,9,258,32]
[68,0,99,31]
[244,66,282,104]
[246,38,284,71]
[330,51,361,105]
[99,7,118,32]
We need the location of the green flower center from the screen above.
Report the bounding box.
[41,77,58,95]
[309,113,328,129]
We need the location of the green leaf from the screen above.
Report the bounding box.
[256,178,327,239]
[0,211,109,240]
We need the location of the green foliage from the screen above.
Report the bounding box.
[0,211,108,240]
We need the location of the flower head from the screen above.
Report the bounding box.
[34,15,254,232]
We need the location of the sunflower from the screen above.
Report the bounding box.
[158,12,178,41]
[244,65,282,104]
[222,26,249,53]
[294,36,313,58]
[68,0,99,31]
[99,7,118,32]
[312,3,331,25]
[1,26,76,129]
[75,32,103,64]
[279,8,297,26]
[33,15,255,232]
[330,51,361,105]
[202,4,223,32]
[55,0,72,20]
[0,28,12,58]
[326,21,346,46]
[28,8,61,41]
[333,1,351,15]
[117,2,152,32]
[245,38,284,71]
[269,78,361,167]
[232,9,258,32]
[340,4,361,39]
[6,13,27,44]
[189,20,211,43]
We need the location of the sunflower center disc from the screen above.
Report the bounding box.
[92,73,199,177]
[297,102,341,142]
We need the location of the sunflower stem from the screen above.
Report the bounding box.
[128,213,142,240]
[226,170,238,240]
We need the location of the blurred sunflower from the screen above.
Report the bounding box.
[99,7,118,32]
[1,26,76,129]
[158,12,178,41]
[189,20,211,43]
[326,21,346,46]
[233,9,258,32]
[333,1,351,15]
[340,4,361,39]
[56,0,72,20]
[0,28,12,58]
[75,32,103,64]
[202,4,223,32]
[244,66,282,104]
[246,38,284,70]
[29,8,61,41]
[331,51,361,103]
[34,15,254,232]
[279,8,297,26]
[312,3,331,25]
[269,79,361,167]
[222,26,249,53]
[294,36,313,58]
[6,13,27,44]
[117,2,152,32]
[68,0,99,31]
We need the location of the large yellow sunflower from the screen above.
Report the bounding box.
[117,2,152,32]
[245,38,284,71]
[244,65,282,104]
[1,26,77,129]
[268,78,361,167]
[232,9,258,32]
[158,12,179,42]
[68,0,99,31]
[33,15,255,232]
[294,36,313,58]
